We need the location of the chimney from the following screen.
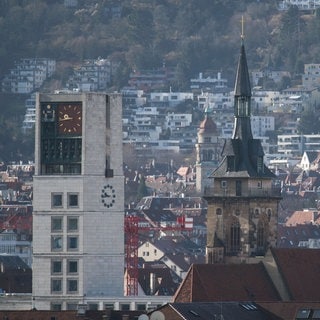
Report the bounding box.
[150,272,156,295]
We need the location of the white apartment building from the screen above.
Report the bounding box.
[150,91,193,108]
[279,0,320,10]
[252,89,281,111]
[22,94,36,131]
[67,58,116,92]
[0,230,32,267]
[190,72,228,90]
[251,116,275,137]
[197,90,232,112]
[165,113,192,130]
[2,58,56,94]
[277,134,320,157]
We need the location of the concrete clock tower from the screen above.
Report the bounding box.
[32,92,124,310]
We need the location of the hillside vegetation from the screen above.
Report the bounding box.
[1,0,320,161]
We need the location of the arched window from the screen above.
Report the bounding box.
[257,220,267,254]
[230,220,240,253]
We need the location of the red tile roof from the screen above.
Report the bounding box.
[271,248,320,301]
[285,210,320,226]
[174,263,281,303]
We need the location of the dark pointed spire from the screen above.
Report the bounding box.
[234,41,251,98]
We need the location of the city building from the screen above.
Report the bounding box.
[277,134,320,157]
[204,37,282,264]
[32,92,124,310]
[66,58,117,92]
[195,110,221,194]
[2,58,56,94]
[278,0,320,10]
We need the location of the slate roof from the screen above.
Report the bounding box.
[271,248,320,301]
[277,224,320,248]
[174,263,281,303]
[258,301,320,320]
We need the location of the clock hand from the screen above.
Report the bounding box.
[59,115,73,121]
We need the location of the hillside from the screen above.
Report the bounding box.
[0,0,320,161]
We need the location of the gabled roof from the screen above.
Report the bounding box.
[271,248,320,301]
[285,210,320,226]
[174,263,281,303]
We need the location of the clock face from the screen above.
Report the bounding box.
[101,184,116,208]
[58,104,82,135]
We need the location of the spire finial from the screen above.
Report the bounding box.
[241,15,245,41]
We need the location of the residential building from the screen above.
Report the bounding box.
[251,70,290,86]
[302,63,320,88]
[33,92,124,310]
[278,0,320,10]
[2,58,56,94]
[22,94,36,131]
[204,38,281,264]
[66,58,117,92]
[190,72,228,91]
[150,91,193,109]
[197,89,233,113]
[277,134,320,157]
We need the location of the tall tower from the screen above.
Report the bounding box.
[32,93,124,310]
[195,109,220,194]
[204,37,281,264]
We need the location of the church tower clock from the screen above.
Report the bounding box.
[33,93,124,310]
[204,36,281,264]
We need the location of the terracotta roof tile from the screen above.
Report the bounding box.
[174,263,281,303]
[271,248,320,301]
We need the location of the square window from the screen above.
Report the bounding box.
[51,193,63,208]
[67,217,78,232]
[67,279,78,293]
[51,217,63,232]
[51,236,63,251]
[51,303,62,311]
[68,236,78,251]
[68,193,79,208]
[51,278,62,293]
[68,260,78,274]
[51,260,62,274]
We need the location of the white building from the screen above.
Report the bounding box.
[302,64,320,88]
[190,72,228,91]
[277,134,320,157]
[22,94,36,131]
[251,70,290,86]
[197,90,232,113]
[67,58,117,92]
[150,91,193,108]
[279,0,320,10]
[33,92,124,310]
[2,58,56,94]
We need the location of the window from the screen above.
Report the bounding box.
[257,180,262,189]
[67,260,78,274]
[67,236,78,251]
[51,278,62,293]
[51,303,62,311]
[221,181,227,189]
[51,236,62,251]
[68,193,79,208]
[51,217,63,232]
[67,217,78,232]
[51,193,63,208]
[51,260,62,274]
[230,220,240,253]
[67,279,78,293]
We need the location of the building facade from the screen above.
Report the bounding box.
[204,39,281,264]
[32,92,124,310]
